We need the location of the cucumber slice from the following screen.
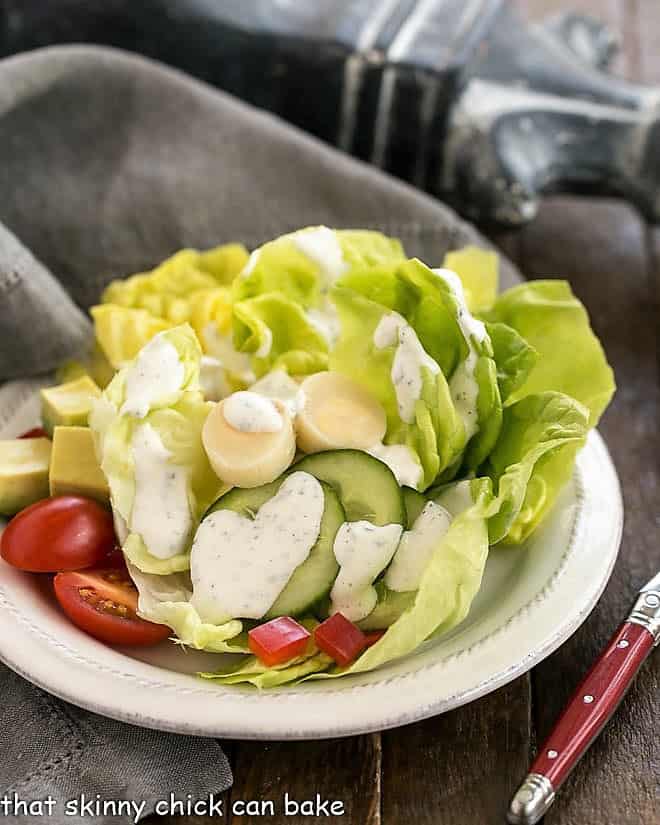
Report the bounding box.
[207,476,345,618]
[358,489,425,630]
[402,487,426,528]
[293,449,405,526]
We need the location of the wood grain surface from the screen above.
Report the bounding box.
[151,2,660,823]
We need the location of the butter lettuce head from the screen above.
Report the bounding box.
[90,325,224,574]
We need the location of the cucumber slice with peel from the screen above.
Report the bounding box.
[207,477,344,618]
[292,449,405,526]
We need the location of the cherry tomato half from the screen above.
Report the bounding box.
[1,496,116,572]
[18,427,49,439]
[54,568,171,646]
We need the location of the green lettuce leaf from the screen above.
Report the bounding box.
[334,258,503,480]
[89,325,224,573]
[487,280,615,425]
[330,287,463,489]
[485,391,590,544]
[486,321,539,403]
[127,564,246,652]
[232,293,329,377]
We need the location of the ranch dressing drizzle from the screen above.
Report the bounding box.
[130,423,193,560]
[292,226,348,283]
[373,311,440,423]
[223,391,283,433]
[385,501,452,592]
[293,227,347,348]
[249,370,302,417]
[121,335,184,418]
[367,443,423,490]
[330,521,403,622]
[190,471,325,622]
[432,268,488,441]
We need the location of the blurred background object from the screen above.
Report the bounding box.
[1,0,659,226]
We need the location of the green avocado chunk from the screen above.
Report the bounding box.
[0,438,52,516]
[40,376,101,436]
[49,426,109,505]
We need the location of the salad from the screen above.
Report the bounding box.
[0,227,615,687]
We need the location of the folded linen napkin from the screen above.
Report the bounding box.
[0,45,520,822]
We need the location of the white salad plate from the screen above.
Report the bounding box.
[0,378,622,740]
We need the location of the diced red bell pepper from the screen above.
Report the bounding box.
[364,630,386,648]
[314,612,368,667]
[18,427,49,439]
[248,617,311,667]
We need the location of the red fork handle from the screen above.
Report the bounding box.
[531,621,654,785]
[508,620,656,824]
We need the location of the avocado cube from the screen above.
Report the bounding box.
[49,426,109,505]
[0,438,52,516]
[40,376,101,436]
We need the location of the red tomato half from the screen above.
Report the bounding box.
[54,568,171,646]
[18,427,49,439]
[1,496,116,572]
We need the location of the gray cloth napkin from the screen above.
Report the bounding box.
[0,44,520,822]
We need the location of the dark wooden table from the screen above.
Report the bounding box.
[153,2,660,823]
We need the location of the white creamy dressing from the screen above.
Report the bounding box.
[432,268,489,442]
[248,369,302,417]
[330,521,403,622]
[202,324,256,385]
[222,391,283,433]
[292,227,347,348]
[120,335,184,418]
[190,472,325,621]
[367,443,423,490]
[292,226,348,282]
[199,355,232,401]
[130,423,193,559]
[385,501,452,592]
[373,311,440,424]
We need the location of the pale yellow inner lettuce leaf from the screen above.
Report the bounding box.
[92,305,172,369]
[442,246,499,314]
